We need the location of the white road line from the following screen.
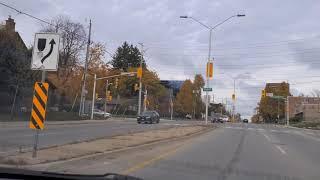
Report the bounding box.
[275,145,287,155]
[262,133,271,142]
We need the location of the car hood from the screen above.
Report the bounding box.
[138,115,151,118]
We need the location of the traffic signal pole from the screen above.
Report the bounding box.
[91,74,97,120]
[138,43,144,115]
[104,80,109,117]
[205,29,212,125]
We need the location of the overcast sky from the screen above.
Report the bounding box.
[1,0,320,119]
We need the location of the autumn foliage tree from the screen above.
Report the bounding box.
[174,74,205,118]
[110,42,166,113]
[258,82,290,123]
[174,79,194,116]
[43,15,87,86]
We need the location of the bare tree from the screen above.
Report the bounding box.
[42,15,87,83]
[311,89,320,97]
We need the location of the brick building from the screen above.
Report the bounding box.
[287,96,320,122]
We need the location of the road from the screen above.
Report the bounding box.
[0,118,197,155]
[130,123,320,180]
[44,122,320,180]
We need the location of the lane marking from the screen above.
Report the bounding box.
[275,145,287,155]
[262,133,271,142]
[122,144,183,174]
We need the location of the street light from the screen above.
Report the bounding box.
[180,14,245,125]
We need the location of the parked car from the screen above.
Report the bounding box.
[93,109,111,118]
[137,111,160,124]
[243,119,249,123]
[186,114,192,119]
[222,116,229,122]
[210,116,224,123]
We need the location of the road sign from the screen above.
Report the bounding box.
[31,33,60,71]
[271,95,285,99]
[266,93,273,97]
[203,87,212,92]
[29,82,49,130]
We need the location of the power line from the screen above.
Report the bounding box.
[0,2,55,27]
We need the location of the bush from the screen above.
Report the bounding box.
[289,116,302,124]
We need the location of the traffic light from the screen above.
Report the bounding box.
[262,89,266,98]
[106,90,111,99]
[134,83,139,91]
[137,67,142,78]
[206,62,213,79]
[232,94,235,101]
[115,78,119,89]
[108,95,112,102]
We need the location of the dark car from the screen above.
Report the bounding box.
[210,117,224,123]
[243,119,249,123]
[137,111,160,124]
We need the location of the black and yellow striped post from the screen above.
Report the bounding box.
[30,81,49,158]
[30,82,49,129]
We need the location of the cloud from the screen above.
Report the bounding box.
[2,0,320,118]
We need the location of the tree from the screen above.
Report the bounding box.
[311,89,320,97]
[117,67,166,109]
[258,82,290,123]
[193,74,205,118]
[111,42,145,71]
[42,15,86,84]
[174,79,193,116]
[0,29,36,87]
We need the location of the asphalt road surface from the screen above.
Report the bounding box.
[42,122,320,180]
[129,123,320,180]
[0,118,198,155]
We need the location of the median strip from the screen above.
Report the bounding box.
[0,125,212,166]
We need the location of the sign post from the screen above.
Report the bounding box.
[30,33,60,158]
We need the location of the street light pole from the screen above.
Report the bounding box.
[180,14,245,125]
[138,43,144,115]
[205,29,212,124]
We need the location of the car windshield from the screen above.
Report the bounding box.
[1,1,320,180]
[142,111,154,116]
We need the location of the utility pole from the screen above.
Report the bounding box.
[104,80,109,117]
[143,87,147,112]
[138,43,144,115]
[90,74,97,120]
[277,98,280,123]
[79,19,92,116]
[170,89,173,120]
[286,96,290,126]
[232,79,235,122]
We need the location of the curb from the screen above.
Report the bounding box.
[9,125,215,167]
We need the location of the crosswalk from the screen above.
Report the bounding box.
[224,126,291,134]
[223,126,320,141]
